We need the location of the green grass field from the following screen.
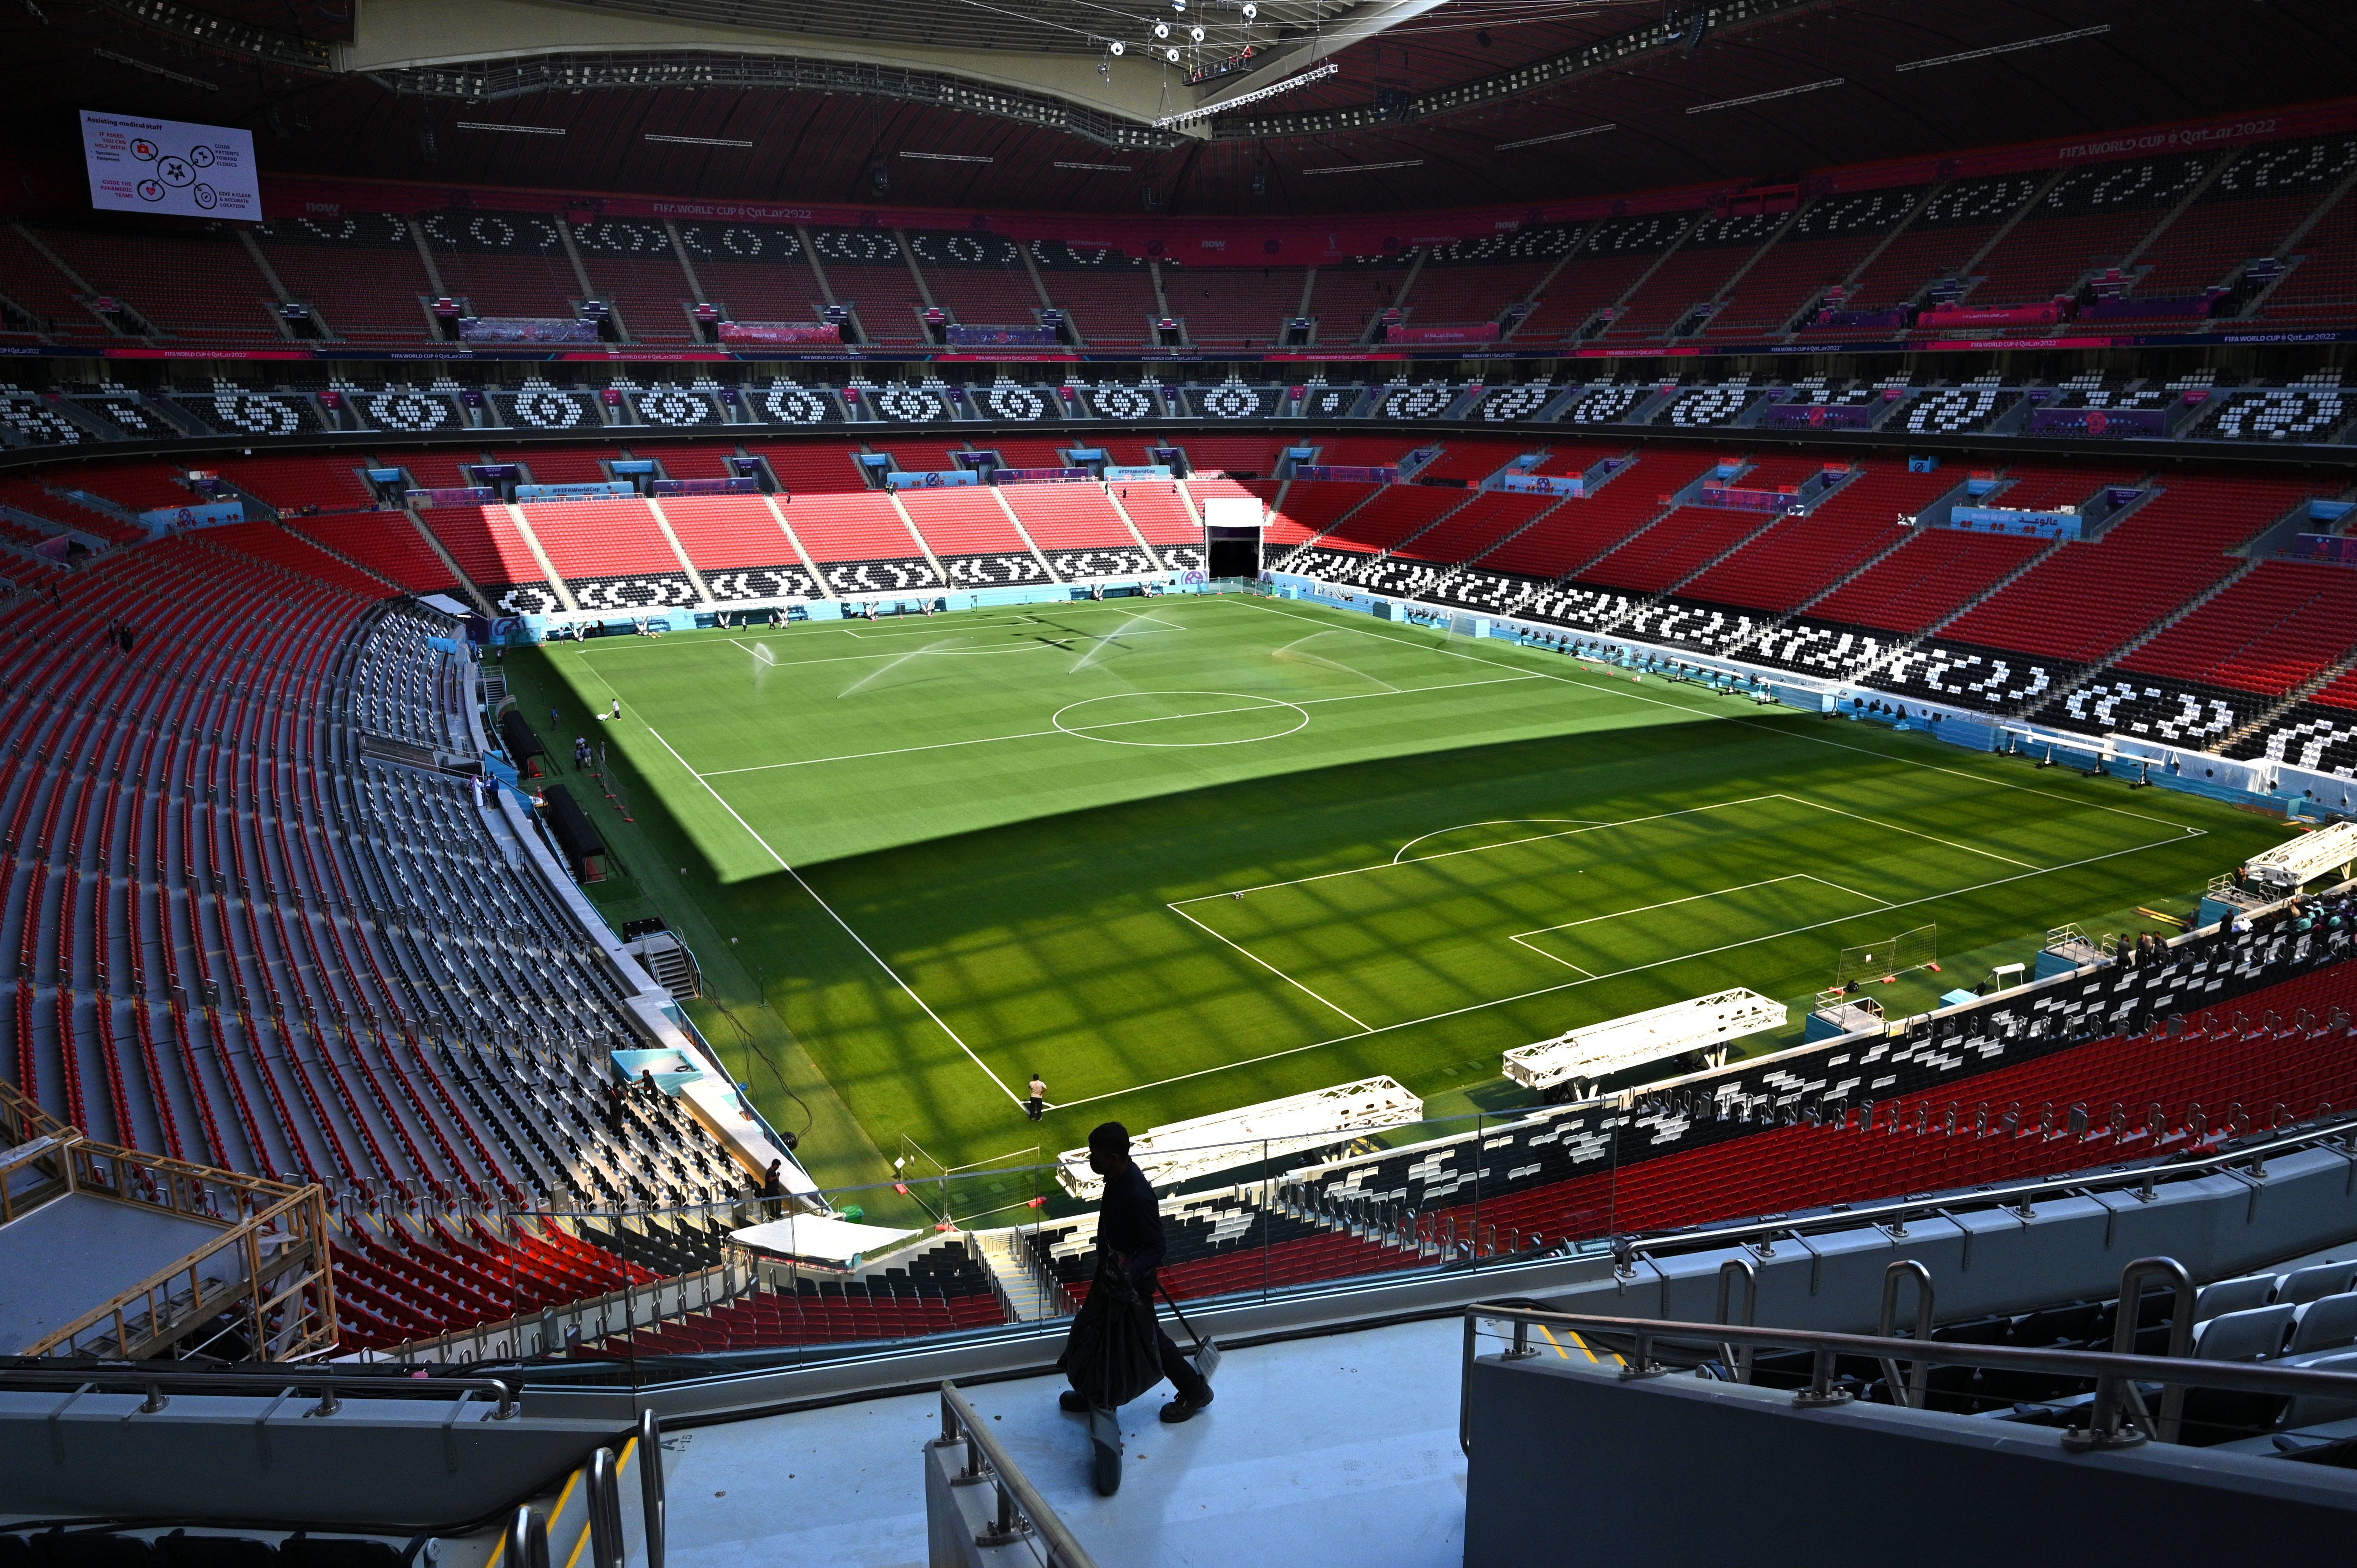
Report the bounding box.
[501,593,2296,1193]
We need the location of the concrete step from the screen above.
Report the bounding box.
[973,1227,1061,1323]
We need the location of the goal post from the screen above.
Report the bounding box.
[1835,923,1938,988]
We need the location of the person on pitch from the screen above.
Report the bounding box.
[1026,1073,1047,1122]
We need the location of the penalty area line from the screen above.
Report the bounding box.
[642,726,1025,1109]
[1166,902,1371,1032]
[1052,828,2196,1115]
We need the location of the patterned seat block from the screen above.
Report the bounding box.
[567,571,702,611]
[942,552,1048,587]
[491,581,566,616]
[1740,617,1904,679]
[1429,569,1540,614]
[704,565,819,601]
[1866,638,2079,714]
[2044,675,2257,749]
[2227,702,2357,774]
[1049,547,1159,579]
[1357,558,1457,599]
[1613,596,1771,657]
[1522,584,1641,632]
[0,393,88,448]
[1279,546,1371,581]
[825,556,942,594]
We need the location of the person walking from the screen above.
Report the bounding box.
[1026,1074,1047,1122]
[1058,1122,1213,1424]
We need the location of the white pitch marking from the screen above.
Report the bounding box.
[1166,902,1371,1032]
[1780,792,2041,872]
[642,726,1025,1108]
[1053,829,2199,1113]
[1387,819,1610,865]
[1506,874,1888,971]
[1178,796,1789,904]
[1236,597,2208,837]
[693,672,1544,776]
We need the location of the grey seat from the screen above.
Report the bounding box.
[2275,1348,2357,1429]
[2193,1273,2279,1318]
[2279,1260,2357,1306]
[2291,1291,2357,1356]
[2193,1302,2296,1363]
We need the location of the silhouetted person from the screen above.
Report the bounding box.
[1058,1122,1212,1424]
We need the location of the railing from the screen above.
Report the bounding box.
[1,1079,338,1361]
[935,1381,1097,1568]
[0,1366,521,1420]
[363,1095,2357,1377]
[505,1409,664,1568]
[1460,1262,2357,1456]
[367,1253,754,1364]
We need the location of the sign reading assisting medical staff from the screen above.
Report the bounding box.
[80,111,260,219]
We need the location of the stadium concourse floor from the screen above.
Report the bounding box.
[504,594,2296,1184]
[659,1316,1467,1567]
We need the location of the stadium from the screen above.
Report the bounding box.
[5,0,2357,1559]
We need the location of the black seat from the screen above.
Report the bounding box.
[278,1541,402,1568]
[154,1535,277,1568]
[30,1536,155,1568]
[1931,1315,2011,1346]
[2011,1301,2101,1348]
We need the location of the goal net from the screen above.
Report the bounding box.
[1834,923,1938,989]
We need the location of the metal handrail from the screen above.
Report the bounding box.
[2099,1257,2194,1448]
[1875,1260,1934,1411]
[638,1409,666,1568]
[936,1381,1097,1568]
[0,1368,520,1420]
[1714,1258,1757,1385]
[504,1505,552,1568]
[585,1447,623,1568]
[1459,1300,2357,1456]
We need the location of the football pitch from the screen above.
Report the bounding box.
[503,593,2295,1188]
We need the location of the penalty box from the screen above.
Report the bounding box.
[1174,796,1940,1035]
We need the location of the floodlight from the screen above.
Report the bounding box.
[1153,20,1168,37]
[1108,38,1124,53]
[1190,26,1205,42]
[1164,46,1179,60]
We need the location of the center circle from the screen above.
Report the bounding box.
[1051,690,1310,748]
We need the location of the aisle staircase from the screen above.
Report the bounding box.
[975,1227,1062,1323]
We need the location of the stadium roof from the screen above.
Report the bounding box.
[7,0,2354,213]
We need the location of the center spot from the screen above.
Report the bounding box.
[1051,690,1311,748]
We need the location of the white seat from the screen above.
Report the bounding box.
[2291,1292,2357,1356]
[2193,1273,2278,1319]
[2193,1302,2296,1363]
[2279,1261,2357,1306]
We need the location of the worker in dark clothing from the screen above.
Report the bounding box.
[755,1157,787,1219]
[1058,1121,1214,1424]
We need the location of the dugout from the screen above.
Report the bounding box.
[496,710,551,779]
[539,784,607,882]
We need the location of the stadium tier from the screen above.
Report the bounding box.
[23,16,2357,1559]
[0,123,2354,362]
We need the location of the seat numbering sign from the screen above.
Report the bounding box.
[80,111,260,219]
